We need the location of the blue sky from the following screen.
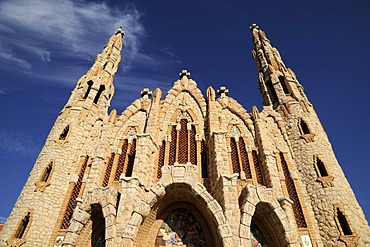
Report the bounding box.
[0,0,369,224]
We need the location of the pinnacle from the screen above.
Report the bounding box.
[179,69,191,79]
[115,27,125,36]
[249,23,259,31]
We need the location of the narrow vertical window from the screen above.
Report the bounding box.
[157,141,166,179]
[93,85,105,104]
[230,137,240,176]
[41,162,53,182]
[178,118,188,164]
[252,150,265,186]
[201,140,208,178]
[266,80,278,102]
[279,76,290,95]
[15,212,31,239]
[279,152,307,228]
[83,80,93,99]
[125,139,136,177]
[59,125,70,141]
[189,125,197,165]
[239,137,252,179]
[316,158,328,177]
[114,140,128,181]
[102,153,115,187]
[300,119,310,135]
[168,126,177,165]
[336,207,352,235]
[60,156,89,229]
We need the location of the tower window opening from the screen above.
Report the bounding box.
[15,212,30,239]
[316,158,328,177]
[201,140,208,178]
[93,85,105,104]
[41,162,53,182]
[279,76,290,94]
[300,119,310,135]
[59,125,70,140]
[266,80,278,102]
[83,80,93,99]
[336,207,352,235]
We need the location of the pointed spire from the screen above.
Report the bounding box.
[65,28,125,113]
[250,24,308,107]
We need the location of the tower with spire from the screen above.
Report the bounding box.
[1,25,369,247]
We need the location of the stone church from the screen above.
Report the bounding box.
[1,24,369,247]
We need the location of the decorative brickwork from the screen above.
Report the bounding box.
[279,152,307,228]
[178,118,188,164]
[168,126,177,165]
[115,139,128,181]
[239,138,252,179]
[157,141,165,179]
[125,138,137,177]
[252,150,264,186]
[102,153,115,187]
[230,137,240,176]
[60,156,89,229]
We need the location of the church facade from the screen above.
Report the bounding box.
[1,25,369,247]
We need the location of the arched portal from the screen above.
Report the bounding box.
[134,184,222,247]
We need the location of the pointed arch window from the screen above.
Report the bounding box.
[299,118,315,142]
[156,111,207,179]
[60,156,90,229]
[279,152,307,228]
[59,125,70,141]
[14,212,31,239]
[93,85,105,104]
[83,80,93,99]
[314,156,334,187]
[228,126,263,184]
[113,127,137,181]
[35,161,54,192]
[334,205,359,245]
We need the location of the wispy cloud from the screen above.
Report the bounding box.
[0,129,40,157]
[0,0,146,73]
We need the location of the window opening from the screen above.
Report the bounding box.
[83,80,93,99]
[230,137,241,177]
[59,125,70,140]
[300,120,310,135]
[201,140,208,178]
[60,156,89,229]
[93,85,105,104]
[125,138,136,177]
[157,141,166,179]
[279,76,290,95]
[279,152,307,228]
[239,137,252,179]
[336,207,352,235]
[114,140,128,181]
[15,212,30,239]
[316,158,328,177]
[102,153,115,187]
[41,162,53,182]
[266,80,278,102]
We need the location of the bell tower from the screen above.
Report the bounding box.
[0,28,125,246]
[250,24,370,246]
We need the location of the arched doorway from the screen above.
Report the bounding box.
[249,202,287,247]
[134,184,222,247]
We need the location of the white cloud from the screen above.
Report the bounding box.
[0,0,146,72]
[0,130,40,157]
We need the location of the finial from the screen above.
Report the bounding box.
[217,86,229,98]
[140,88,152,99]
[116,27,125,36]
[249,23,259,31]
[179,69,191,79]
